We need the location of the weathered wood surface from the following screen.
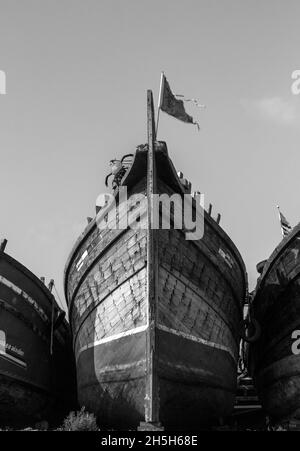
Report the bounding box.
[145,90,159,424]
[65,141,247,429]
[249,223,300,421]
[66,177,147,305]
[0,251,75,427]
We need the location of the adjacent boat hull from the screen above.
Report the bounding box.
[249,224,300,421]
[65,143,247,429]
[0,250,76,427]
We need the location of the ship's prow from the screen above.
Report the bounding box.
[64,91,247,429]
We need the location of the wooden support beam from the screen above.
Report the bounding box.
[145,90,159,424]
[0,239,7,252]
[49,278,55,355]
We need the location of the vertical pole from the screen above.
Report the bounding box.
[48,279,55,356]
[145,90,159,424]
[156,72,164,137]
[50,299,54,355]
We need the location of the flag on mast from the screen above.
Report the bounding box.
[277,206,292,237]
[157,73,202,131]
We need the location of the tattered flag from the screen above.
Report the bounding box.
[277,206,292,237]
[158,73,201,130]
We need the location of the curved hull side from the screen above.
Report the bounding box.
[0,374,55,427]
[250,225,300,421]
[251,279,300,420]
[157,328,236,428]
[0,253,76,426]
[77,331,147,428]
[156,227,240,427]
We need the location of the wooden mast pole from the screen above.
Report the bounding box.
[156,72,164,137]
[49,279,55,355]
[144,90,160,425]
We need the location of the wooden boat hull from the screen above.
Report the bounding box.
[0,250,76,427]
[76,329,236,428]
[65,143,247,429]
[249,224,300,421]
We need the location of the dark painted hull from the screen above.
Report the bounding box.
[77,330,236,429]
[0,251,76,427]
[65,144,247,429]
[249,223,300,421]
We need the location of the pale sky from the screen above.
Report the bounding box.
[0,0,300,309]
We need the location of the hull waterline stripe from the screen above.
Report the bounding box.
[0,350,27,368]
[157,324,237,362]
[76,324,148,357]
[76,323,236,362]
[0,276,48,322]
